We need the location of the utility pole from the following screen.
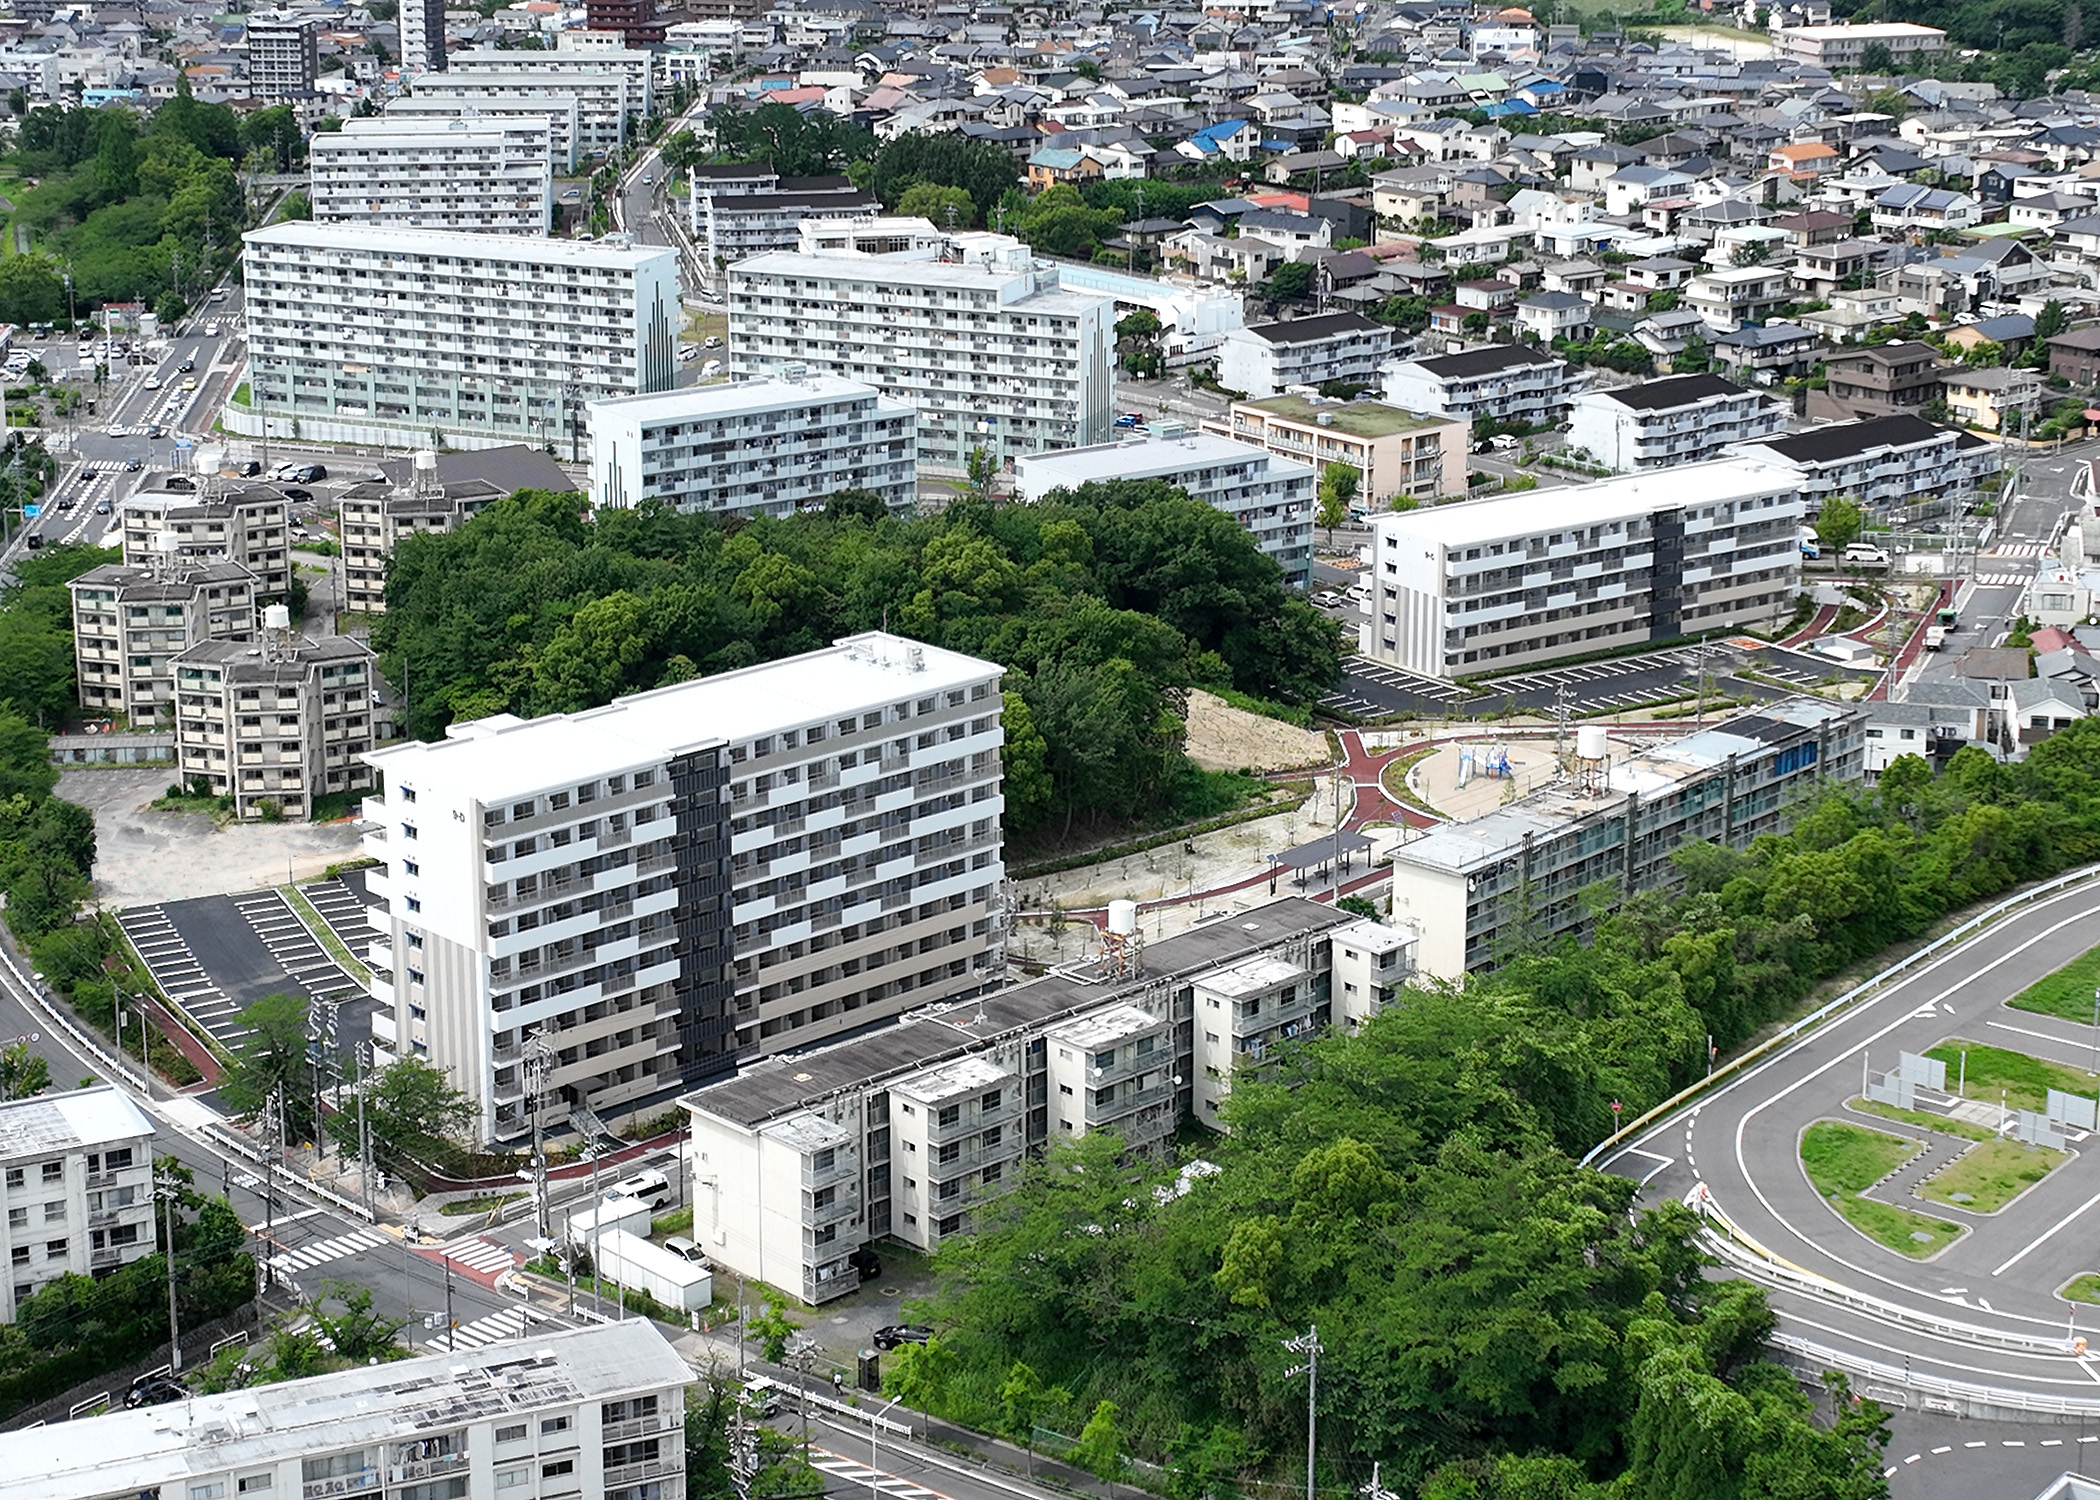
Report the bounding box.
[1284,1325,1322,1500]
[525,1029,555,1246]
[261,1083,282,1292]
[443,1253,456,1351]
[158,1173,182,1371]
[357,1042,375,1218]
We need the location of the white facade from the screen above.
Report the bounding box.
[1011,431,1316,587]
[1216,313,1397,399]
[243,221,678,450]
[0,1087,155,1324]
[0,1322,691,1500]
[682,899,1412,1304]
[1728,413,2002,514]
[442,48,652,154]
[587,375,917,517]
[1362,458,1804,677]
[399,0,445,75]
[360,632,1007,1145]
[728,231,1115,472]
[388,95,581,174]
[1565,374,1788,472]
[309,117,553,234]
[1383,343,1585,426]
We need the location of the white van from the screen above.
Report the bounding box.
[605,1169,672,1211]
[1841,543,1890,567]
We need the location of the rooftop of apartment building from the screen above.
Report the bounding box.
[245,218,668,268]
[371,444,574,496]
[0,1085,151,1165]
[70,559,256,600]
[1392,698,1858,878]
[1237,311,1386,345]
[685,897,1367,1131]
[588,372,890,424]
[1237,393,1454,437]
[1588,372,1755,410]
[1739,412,1984,463]
[1015,429,1297,487]
[175,633,374,685]
[124,483,284,519]
[0,1323,688,1500]
[1403,341,1565,378]
[1370,455,1797,544]
[734,245,1099,312]
[366,630,997,801]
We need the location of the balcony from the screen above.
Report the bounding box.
[603,1458,684,1489]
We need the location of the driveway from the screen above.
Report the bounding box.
[60,768,364,910]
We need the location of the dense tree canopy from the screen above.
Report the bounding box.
[373,486,1342,843]
[704,101,875,178]
[870,133,1020,225]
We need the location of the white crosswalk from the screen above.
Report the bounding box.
[1988,542,2048,558]
[434,1305,540,1350]
[1973,573,2032,587]
[267,1226,390,1274]
[435,1236,519,1276]
[811,1453,943,1499]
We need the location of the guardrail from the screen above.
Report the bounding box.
[1771,1332,2100,1419]
[1579,860,2100,1168]
[744,1375,916,1439]
[0,929,148,1097]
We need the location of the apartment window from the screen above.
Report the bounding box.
[402,824,419,841]
[8,1247,25,1267]
[43,1202,65,1222]
[404,860,420,877]
[542,1462,575,1480]
[496,1425,529,1445]
[191,1484,226,1500]
[39,1163,60,1184]
[496,1473,529,1492]
[2,1168,19,1190]
[236,1476,273,1494]
[541,1416,573,1437]
[400,788,416,804]
[406,897,422,913]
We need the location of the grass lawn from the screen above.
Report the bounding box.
[1850,1097,1997,1143]
[1800,1120,1960,1257]
[1925,1040,2100,1115]
[2065,1274,2100,1304]
[2008,943,2100,1025]
[1918,1138,2065,1213]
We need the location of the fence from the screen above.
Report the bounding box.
[0,1304,260,1431]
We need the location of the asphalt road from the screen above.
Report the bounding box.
[1600,876,2100,1495]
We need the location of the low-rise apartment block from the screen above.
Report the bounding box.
[680,898,1411,1303]
[1206,393,1465,507]
[1728,413,2001,515]
[1361,458,1804,678]
[1382,343,1584,428]
[0,1322,691,1500]
[69,557,258,718]
[173,626,381,821]
[388,95,580,174]
[360,632,1007,1146]
[1393,700,1865,977]
[587,375,917,517]
[1774,20,1945,64]
[0,1086,156,1324]
[1012,430,1315,586]
[122,486,290,600]
[1216,313,1398,399]
[308,117,554,233]
[688,165,882,290]
[339,453,505,615]
[729,231,1114,471]
[1565,374,1788,472]
[243,222,678,449]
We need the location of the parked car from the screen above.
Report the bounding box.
[873,1324,934,1351]
[237,460,262,477]
[606,1169,672,1212]
[292,463,327,482]
[281,487,313,503]
[703,335,722,349]
[164,475,195,491]
[1114,411,1143,428]
[1311,589,1343,608]
[663,1235,708,1265]
[124,1373,186,1409]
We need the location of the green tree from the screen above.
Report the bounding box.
[999,691,1054,835]
[0,1040,49,1099]
[1317,462,1360,540]
[894,181,979,230]
[748,1299,801,1364]
[2037,300,2069,340]
[998,1360,1069,1472]
[334,1055,475,1152]
[1858,40,1895,71]
[1070,1401,1127,1495]
[1816,497,1864,553]
[311,1279,409,1361]
[278,189,313,222]
[1264,261,1313,302]
[219,992,317,1136]
[870,133,1018,223]
[883,1335,957,1412]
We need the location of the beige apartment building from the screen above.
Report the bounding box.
[1206,394,1466,507]
[122,487,291,599]
[340,460,504,615]
[68,557,258,719]
[172,627,382,819]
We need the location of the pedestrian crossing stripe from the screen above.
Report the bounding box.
[437,1237,519,1275]
[436,1306,536,1349]
[267,1227,390,1273]
[809,1459,939,1498]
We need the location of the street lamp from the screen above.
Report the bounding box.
[869,1395,903,1500]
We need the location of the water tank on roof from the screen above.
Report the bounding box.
[264,604,291,632]
[414,449,438,474]
[1107,899,1139,936]
[1576,725,1608,762]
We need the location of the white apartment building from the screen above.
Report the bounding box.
[1383,343,1585,427]
[1728,413,2002,516]
[587,375,917,517]
[1011,430,1315,587]
[122,486,290,599]
[389,95,580,173]
[309,117,554,233]
[246,12,318,99]
[405,72,627,157]
[0,1087,156,1324]
[1685,265,1793,333]
[443,47,652,153]
[173,628,382,821]
[681,898,1411,1303]
[1774,20,1946,64]
[242,222,677,449]
[1206,394,1466,507]
[69,557,258,718]
[360,632,1007,1147]
[0,1322,691,1500]
[1362,457,1805,677]
[687,166,882,290]
[1393,701,1864,977]
[1216,313,1398,400]
[399,0,445,74]
[1565,374,1788,472]
[729,229,1115,472]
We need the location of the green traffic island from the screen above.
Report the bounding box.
[1799,1119,1965,1259]
[1924,1039,2100,1115]
[1915,1136,2067,1215]
[2060,1274,2100,1305]
[1846,1095,2001,1143]
[2006,942,2100,1025]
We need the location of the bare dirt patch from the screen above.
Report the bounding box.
[1183,690,1328,773]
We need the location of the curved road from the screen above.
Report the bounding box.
[1605,875,2100,1409]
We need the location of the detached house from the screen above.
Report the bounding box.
[1872,183,1982,233]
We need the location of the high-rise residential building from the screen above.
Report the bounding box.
[680,899,1412,1302]
[585,0,665,44]
[586,375,917,517]
[243,222,677,449]
[388,97,578,174]
[360,632,1007,1146]
[69,556,258,718]
[308,117,553,233]
[1391,700,1865,977]
[172,624,382,821]
[399,0,446,74]
[0,1322,692,1499]
[122,486,291,600]
[0,1087,156,1324]
[1361,457,1804,678]
[443,47,652,154]
[1011,429,1316,587]
[246,13,319,100]
[729,228,1115,472]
